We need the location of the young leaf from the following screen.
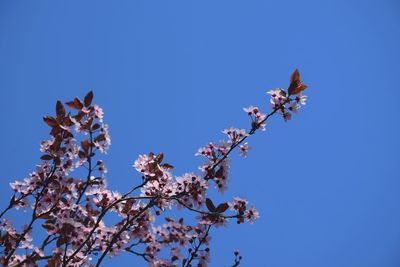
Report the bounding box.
[161,163,174,169]
[206,198,216,212]
[74,97,84,109]
[42,222,55,231]
[156,152,164,163]
[56,237,66,247]
[288,69,308,96]
[55,101,66,118]
[92,123,101,130]
[84,91,94,107]
[216,202,229,213]
[94,134,105,142]
[81,140,90,153]
[43,116,57,127]
[65,101,79,109]
[40,154,53,161]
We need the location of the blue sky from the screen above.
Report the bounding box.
[1,1,400,266]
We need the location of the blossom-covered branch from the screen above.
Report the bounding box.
[0,69,308,266]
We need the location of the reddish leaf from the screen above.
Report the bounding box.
[65,98,83,110]
[81,140,90,152]
[92,123,101,130]
[165,217,174,222]
[215,166,224,178]
[122,199,135,213]
[62,116,74,127]
[38,213,52,219]
[46,254,61,267]
[161,163,174,169]
[54,157,61,166]
[84,91,94,107]
[55,101,65,118]
[205,198,216,212]
[42,223,55,231]
[288,69,308,96]
[43,116,57,127]
[40,154,53,161]
[216,202,229,213]
[65,101,76,109]
[156,152,164,163]
[63,131,73,138]
[73,97,84,109]
[51,136,62,150]
[78,151,86,159]
[49,127,60,137]
[56,237,66,247]
[94,134,105,142]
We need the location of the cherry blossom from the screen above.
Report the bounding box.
[238,142,251,157]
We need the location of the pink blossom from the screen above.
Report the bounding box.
[93,105,104,122]
[133,154,157,177]
[296,94,307,105]
[214,159,230,193]
[243,105,259,115]
[245,204,260,224]
[267,88,287,107]
[222,127,248,144]
[244,106,267,131]
[239,142,251,157]
[288,102,300,114]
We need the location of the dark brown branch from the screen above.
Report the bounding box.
[184,224,212,267]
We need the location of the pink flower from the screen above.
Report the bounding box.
[97,160,107,176]
[222,127,248,144]
[296,94,307,105]
[93,105,104,122]
[214,159,230,193]
[288,102,300,114]
[243,106,259,115]
[244,106,267,131]
[229,197,247,213]
[195,143,216,160]
[133,154,157,177]
[245,205,260,224]
[239,142,251,157]
[267,89,287,108]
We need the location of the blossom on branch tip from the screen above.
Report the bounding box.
[243,105,259,115]
[267,89,287,107]
[222,127,248,144]
[296,94,307,105]
[245,204,260,224]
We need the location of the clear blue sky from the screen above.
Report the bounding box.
[1,1,399,266]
